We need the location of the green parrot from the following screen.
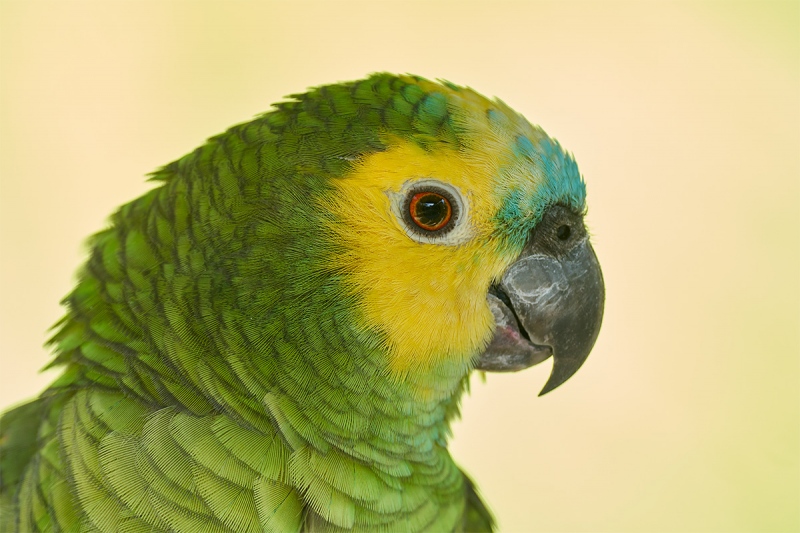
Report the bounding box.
[0,73,604,532]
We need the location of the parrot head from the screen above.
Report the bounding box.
[47,73,603,414]
[295,74,604,396]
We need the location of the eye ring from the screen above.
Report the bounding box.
[401,184,460,237]
[391,179,469,245]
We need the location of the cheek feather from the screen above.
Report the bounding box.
[320,143,510,376]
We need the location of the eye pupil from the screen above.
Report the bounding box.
[410,192,452,231]
[556,224,571,240]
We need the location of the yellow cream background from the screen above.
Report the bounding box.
[1,1,797,531]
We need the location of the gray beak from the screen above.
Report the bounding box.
[475,205,605,396]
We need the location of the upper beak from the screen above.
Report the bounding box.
[475,208,605,396]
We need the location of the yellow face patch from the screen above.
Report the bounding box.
[322,138,521,376]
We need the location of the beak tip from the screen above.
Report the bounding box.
[537,356,589,396]
[537,377,562,397]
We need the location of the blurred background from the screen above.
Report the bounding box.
[1,1,797,531]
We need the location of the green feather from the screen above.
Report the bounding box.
[1,73,589,532]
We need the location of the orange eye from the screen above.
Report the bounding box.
[409,191,452,231]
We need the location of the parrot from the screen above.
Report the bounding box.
[0,73,604,533]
